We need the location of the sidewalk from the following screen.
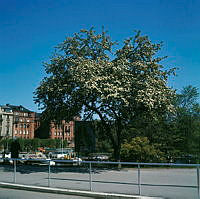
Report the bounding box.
[0,182,163,199]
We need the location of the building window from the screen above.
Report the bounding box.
[20,131,22,134]
[15,130,18,135]
[23,131,26,135]
[15,124,18,128]
[27,131,29,135]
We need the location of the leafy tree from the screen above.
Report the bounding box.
[176,85,199,110]
[174,86,200,158]
[121,116,179,162]
[34,120,50,139]
[0,138,12,152]
[34,28,176,161]
[121,137,165,162]
[31,138,41,151]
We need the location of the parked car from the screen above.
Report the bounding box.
[95,154,109,161]
[51,151,68,159]
[0,151,12,164]
[88,153,110,161]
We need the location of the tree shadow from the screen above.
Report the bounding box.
[0,163,196,191]
[0,163,115,175]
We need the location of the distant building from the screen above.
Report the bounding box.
[0,104,79,148]
[49,120,75,147]
[6,104,36,139]
[0,105,14,138]
[33,113,80,148]
[36,117,81,147]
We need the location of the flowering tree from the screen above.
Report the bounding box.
[34,28,175,161]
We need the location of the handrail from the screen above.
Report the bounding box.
[0,157,199,198]
[0,157,199,167]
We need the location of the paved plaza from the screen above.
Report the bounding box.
[0,164,199,199]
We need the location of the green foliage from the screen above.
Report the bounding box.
[120,86,200,162]
[34,121,50,139]
[95,139,112,153]
[176,85,199,110]
[0,138,12,151]
[0,138,68,152]
[121,137,165,162]
[31,138,41,151]
[173,86,200,157]
[34,27,176,161]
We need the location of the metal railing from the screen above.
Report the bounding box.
[0,158,200,198]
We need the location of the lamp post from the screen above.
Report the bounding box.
[61,122,65,155]
[0,115,3,138]
[5,121,10,152]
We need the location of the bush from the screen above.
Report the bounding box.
[121,137,165,162]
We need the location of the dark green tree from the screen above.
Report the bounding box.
[174,86,200,158]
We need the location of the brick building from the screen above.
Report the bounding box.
[0,104,79,148]
[49,120,75,147]
[7,104,36,139]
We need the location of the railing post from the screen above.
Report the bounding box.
[138,164,141,195]
[197,166,200,198]
[13,159,16,183]
[48,160,51,187]
[89,162,92,191]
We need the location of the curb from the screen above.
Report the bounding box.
[0,182,163,199]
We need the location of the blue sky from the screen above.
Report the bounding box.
[0,0,200,112]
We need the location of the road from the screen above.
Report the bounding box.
[0,188,95,199]
[0,163,199,199]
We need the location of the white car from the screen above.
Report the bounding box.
[0,152,12,164]
[4,152,11,159]
[51,152,68,159]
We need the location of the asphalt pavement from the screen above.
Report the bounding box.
[0,164,198,199]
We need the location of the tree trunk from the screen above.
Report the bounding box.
[113,124,122,169]
[113,144,121,169]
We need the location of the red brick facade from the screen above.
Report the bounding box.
[2,104,79,147]
[12,109,36,139]
[49,121,75,147]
